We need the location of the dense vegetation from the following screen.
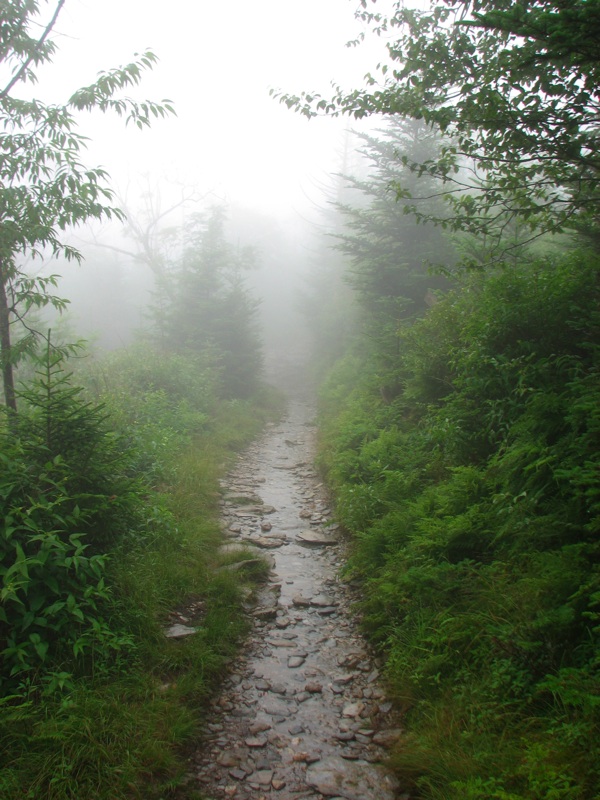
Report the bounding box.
[294,1,600,798]
[3,1,600,798]
[0,4,277,797]
[1,339,280,798]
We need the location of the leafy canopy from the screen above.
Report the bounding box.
[275,0,600,253]
[0,0,174,411]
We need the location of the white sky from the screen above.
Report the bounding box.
[34,0,389,220]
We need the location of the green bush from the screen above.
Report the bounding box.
[318,250,600,799]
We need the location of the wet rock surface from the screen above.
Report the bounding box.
[192,395,406,799]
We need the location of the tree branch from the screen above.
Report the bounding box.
[0,0,67,99]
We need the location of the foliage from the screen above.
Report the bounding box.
[0,336,281,798]
[0,342,139,694]
[330,117,454,397]
[317,249,600,799]
[275,0,600,254]
[0,0,173,411]
[335,118,451,313]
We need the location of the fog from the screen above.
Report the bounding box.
[9,0,397,385]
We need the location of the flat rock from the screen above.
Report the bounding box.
[165,623,197,638]
[253,607,278,620]
[306,756,400,800]
[253,536,284,549]
[224,493,264,505]
[372,728,403,747]
[254,769,274,785]
[305,681,323,693]
[311,594,337,607]
[297,530,339,546]
[263,699,293,717]
[228,767,246,781]
[217,752,240,767]
[288,655,306,668]
[268,638,297,648]
[342,701,366,718]
[249,720,272,734]
[292,594,312,607]
[245,736,268,748]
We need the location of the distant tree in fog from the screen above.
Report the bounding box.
[332,118,453,370]
[160,206,263,399]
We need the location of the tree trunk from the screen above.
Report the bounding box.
[0,260,17,414]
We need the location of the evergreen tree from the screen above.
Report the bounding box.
[332,118,453,394]
[163,207,263,398]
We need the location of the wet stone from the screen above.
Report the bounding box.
[254,769,274,786]
[165,623,197,638]
[288,655,306,669]
[333,673,354,685]
[253,537,284,549]
[194,399,400,800]
[245,736,268,748]
[297,530,339,546]
[306,756,400,800]
[269,682,287,695]
[310,595,336,607]
[372,728,403,747]
[249,721,271,734]
[342,702,366,718]
[304,681,323,693]
[218,752,241,767]
[253,607,278,621]
[229,768,246,781]
[292,595,311,607]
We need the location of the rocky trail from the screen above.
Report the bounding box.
[190,392,406,800]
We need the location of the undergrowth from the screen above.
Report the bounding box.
[0,343,284,800]
[317,252,600,800]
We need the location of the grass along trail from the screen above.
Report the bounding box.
[190,392,406,800]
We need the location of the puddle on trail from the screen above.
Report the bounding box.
[191,395,406,800]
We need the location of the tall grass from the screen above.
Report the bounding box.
[1,346,284,799]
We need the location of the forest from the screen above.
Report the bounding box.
[1,1,599,799]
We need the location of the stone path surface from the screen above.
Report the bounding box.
[191,393,407,800]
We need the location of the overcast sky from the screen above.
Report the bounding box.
[35,0,389,220]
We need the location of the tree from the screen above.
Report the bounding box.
[162,206,264,399]
[0,0,174,414]
[275,0,600,257]
[327,118,452,398]
[334,118,451,317]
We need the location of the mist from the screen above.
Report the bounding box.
[11,0,393,381]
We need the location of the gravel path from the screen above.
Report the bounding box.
[191,393,406,800]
